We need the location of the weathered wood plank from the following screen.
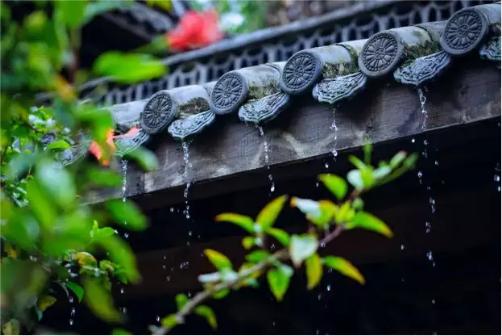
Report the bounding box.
[89,59,500,205]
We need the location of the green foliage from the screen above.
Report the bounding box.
[0,0,165,332]
[289,234,318,267]
[318,174,347,200]
[267,263,293,301]
[323,256,365,285]
[348,211,393,238]
[93,52,167,84]
[204,249,233,270]
[194,305,217,329]
[305,253,323,289]
[157,146,417,333]
[255,195,287,230]
[83,278,122,323]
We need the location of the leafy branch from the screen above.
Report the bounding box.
[151,146,418,334]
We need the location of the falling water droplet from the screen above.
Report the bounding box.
[429,197,436,214]
[69,296,74,304]
[400,244,405,251]
[170,207,174,213]
[411,138,416,143]
[324,162,329,169]
[434,160,439,166]
[431,298,436,305]
[123,232,129,239]
[425,221,432,234]
[69,319,74,326]
[120,287,125,294]
[156,315,160,322]
[317,293,322,301]
[166,275,171,282]
[326,285,331,292]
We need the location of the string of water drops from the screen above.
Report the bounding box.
[415,87,438,309]
[119,159,129,315]
[257,126,276,194]
[323,109,339,171]
[181,141,193,221]
[68,293,75,327]
[417,87,428,130]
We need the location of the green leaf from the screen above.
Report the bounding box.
[245,250,269,263]
[36,158,75,209]
[215,213,254,233]
[97,235,140,283]
[265,228,290,246]
[25,179,55,230]
[291,197,337,229]
[124,147,158,171]
[37,294,57,312]
[106,199,147,231]
[363,142,372,164]
[66,281,84,302]
[319,174,347,200]
[161,314,178,330]
[255,195,287,230]
[333,201,355,224]
[175,293,188,311]
[373,165,391,179]
[55,0,87,29]
[93,52,166,84]
[204,249,232,270]
[242,236,255,249]
[90,224,116,242]
[349,211,393,238]
[83,278,122,323]
[347,169,364,191]
[305,253,323,289]
[323,256,365,284]
[212,288,230,300]
[390,151,406,168]
[267,264,293,301]
[349,155,367,170]
[112,328,131,335]
[2,319,20,335]
[86,167,122,187]
[289,234,318,267]
[46,139,70,150]
[194,305,217,329]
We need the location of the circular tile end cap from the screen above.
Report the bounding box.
[358,31,404,78]
[210,72,249,115]
[280,51,323,95]
[440,8,489,56]
[140,92,177,134]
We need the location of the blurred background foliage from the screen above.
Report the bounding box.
[0,0,168,333]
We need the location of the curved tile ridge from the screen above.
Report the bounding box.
[394,3,501,87]
[440,3,500,57]
[280,40,365,96]
[167,81,217,141]
[210,63,284,115]
[140,84,211,134]
[358,22,446,79]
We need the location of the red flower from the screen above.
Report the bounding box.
[167,10,223,52]
[89,129,116,166]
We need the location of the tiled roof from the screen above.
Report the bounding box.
[60,3,501,167]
